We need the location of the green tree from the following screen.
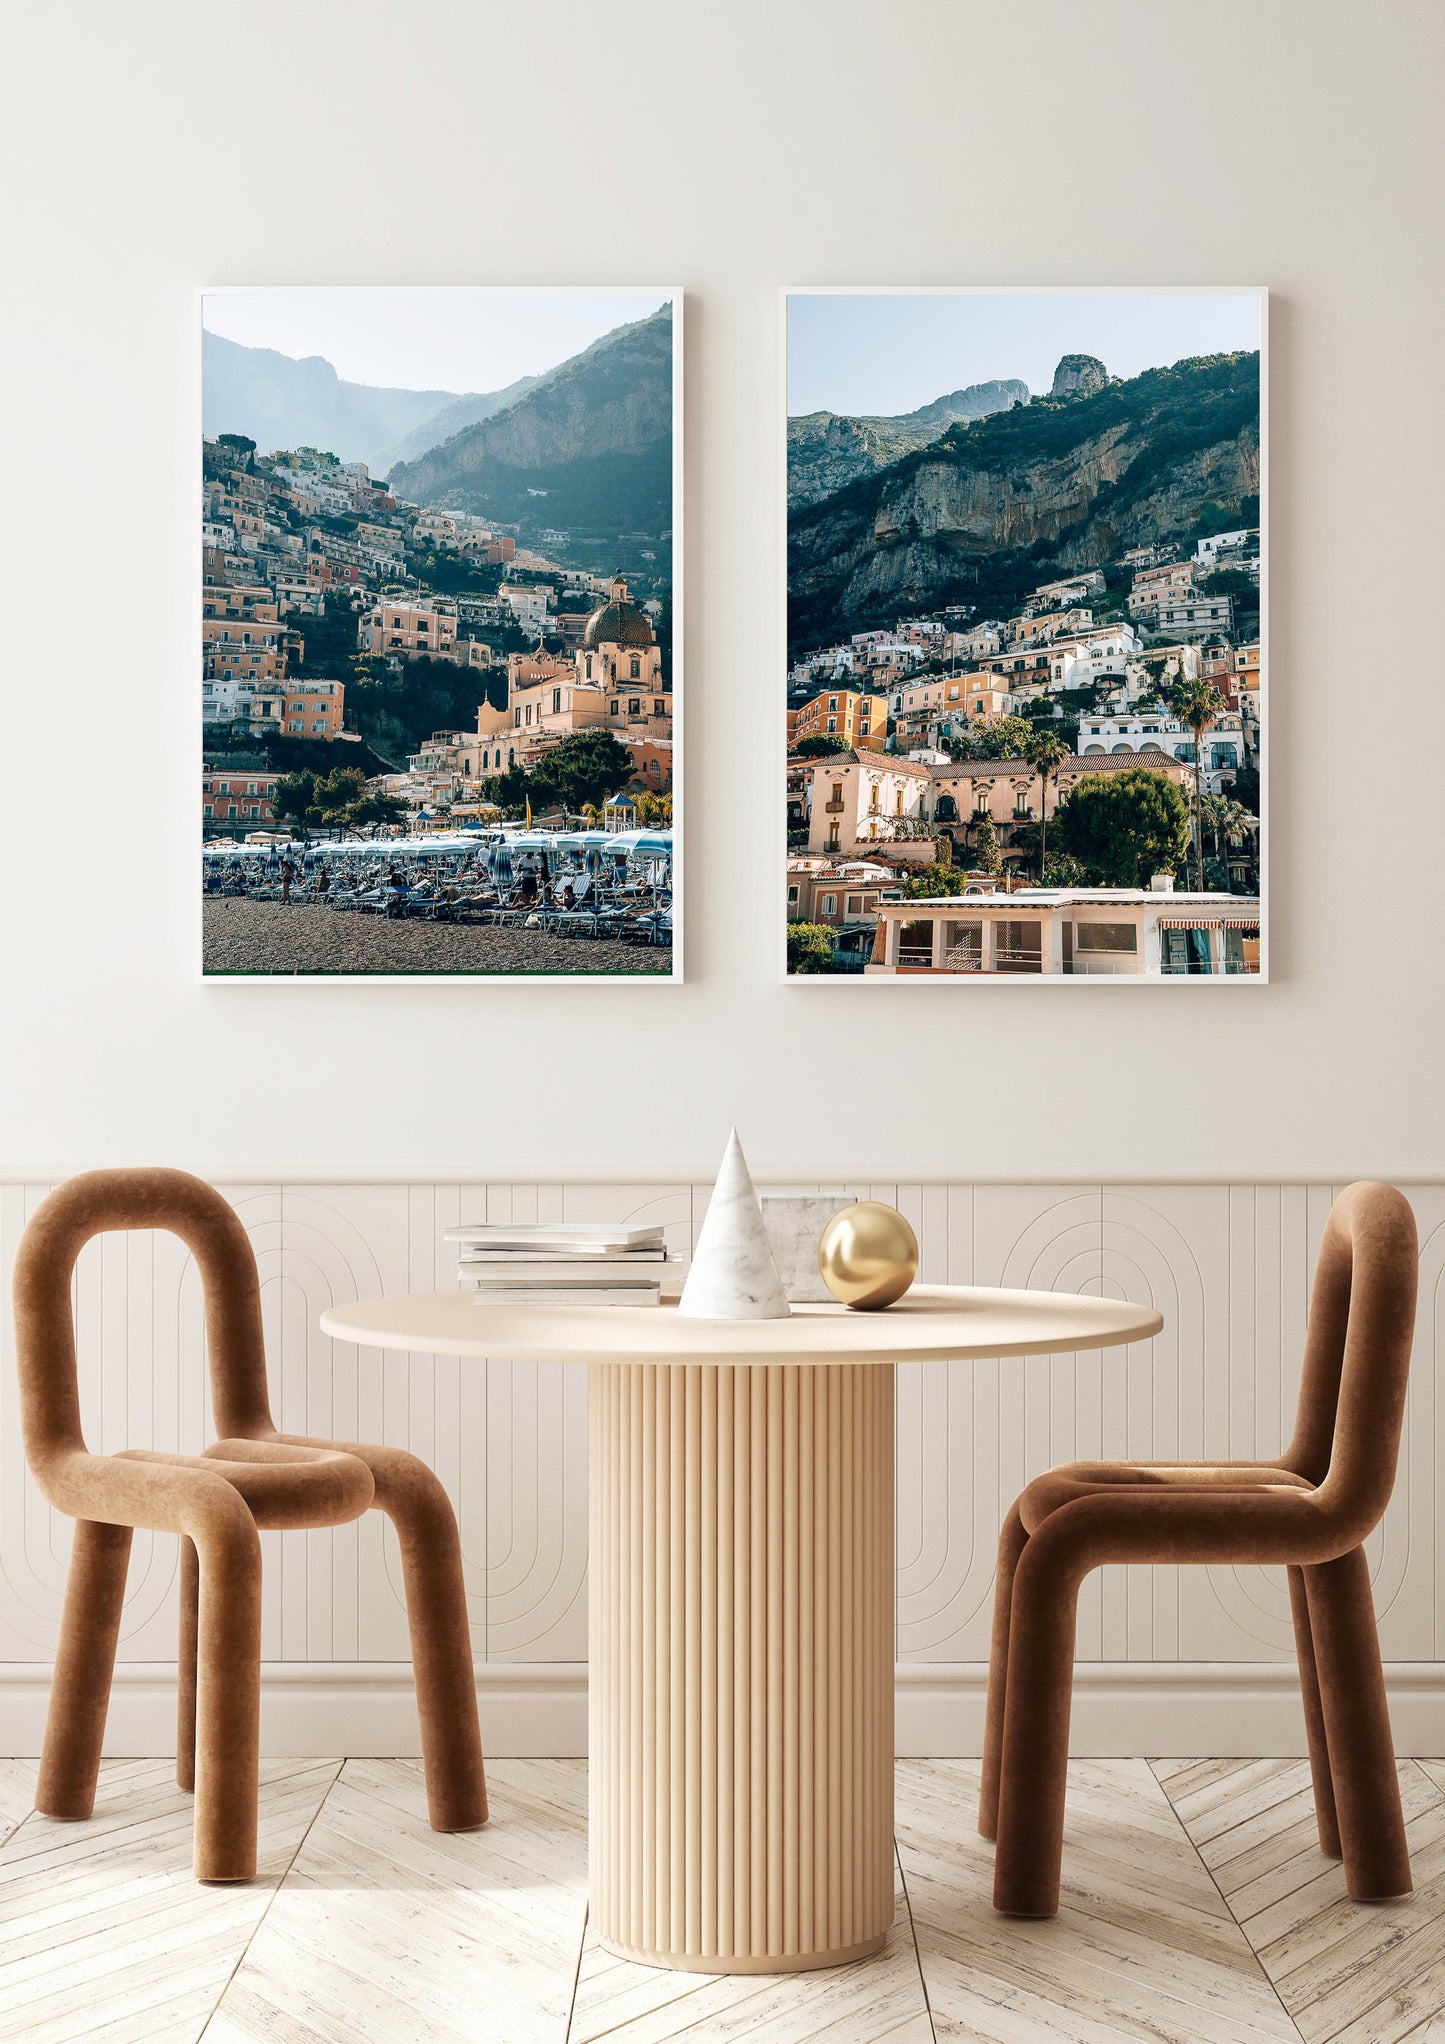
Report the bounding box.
[905,863,964,899]
[1201,793,1257,887]
[1024,728,1068,879]
[481,729,637,819]
[787,922,836,974]
[1165,676,1226,888]
[346,789,409,833]
[792,734,851,759]
[270,766,405,838]
[1056,769,1192,888]
[973,814,1002,876]
[945,715,1036,762]
[271,770,323,836]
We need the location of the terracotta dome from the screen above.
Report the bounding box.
[583,581,655,650]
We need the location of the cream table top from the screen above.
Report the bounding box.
[319,1283,1162,1366]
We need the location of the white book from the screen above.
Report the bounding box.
[461,1274,664,1292]
[443,1223,665,1251]
[466,1285,662,1307]
[457,1255,676,1280]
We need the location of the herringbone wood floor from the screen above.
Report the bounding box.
[2,1755,1443,2042]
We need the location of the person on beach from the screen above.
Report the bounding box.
[281,856,297,905]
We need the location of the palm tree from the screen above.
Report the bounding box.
[1209,795,1256,887]
[1024,728,1068,880]
[1166,676,1226,890]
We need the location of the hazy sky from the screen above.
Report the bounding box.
[787,291,1262,417]
[203,291,671,394]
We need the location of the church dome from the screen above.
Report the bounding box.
[583,578,655,651]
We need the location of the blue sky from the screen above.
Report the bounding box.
[787,291,1262,417]
[203,291,671,395]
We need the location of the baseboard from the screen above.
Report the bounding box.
[2,1660,1442,1759]
[895,1662,1445,1757]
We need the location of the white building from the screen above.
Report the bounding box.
[1076,711,1195,758]
[1195,528,1259,568]
[498,583,552,634]
[1047,623,1141,690]
[1149,594,1235,637]
[866,884,1261,977]
[1025,570,1106,613]
[945,623,1003,661]
[1076,709,1248,785]
[793,644,858,685]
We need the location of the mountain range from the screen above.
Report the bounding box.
[788,350,1261,653]
[201,330,541,473]
[386,305,674,536]
[787,378,1029,510]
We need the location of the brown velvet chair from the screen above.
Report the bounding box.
[980,1179,1418,1919]
[12,1167,487,1882]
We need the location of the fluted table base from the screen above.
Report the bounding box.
[589,1359,895,1973]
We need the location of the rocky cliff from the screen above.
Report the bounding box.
[387,306,674,535]
[787,379,1028,509]
[788,351,1261,652]
[1051,353,1110,398]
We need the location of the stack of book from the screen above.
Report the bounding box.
[444,1222,675,1306]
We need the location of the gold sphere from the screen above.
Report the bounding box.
[818,1202,919,1311]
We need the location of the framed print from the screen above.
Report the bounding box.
[783,287,1265,981]
[201,287,681,980]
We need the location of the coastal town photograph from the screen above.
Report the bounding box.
[201,290,678,978]
[784,289,1265,979]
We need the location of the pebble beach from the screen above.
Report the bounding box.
[203,898,669,977]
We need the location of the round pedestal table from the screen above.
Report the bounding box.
[319,1284,1162,1973]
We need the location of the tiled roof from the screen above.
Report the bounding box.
[804,750,931,777]
[927,750,1196,781]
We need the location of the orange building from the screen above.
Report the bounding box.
[791,688,888,752]
[281,680,345,738]
[203,619,286,684]
[363,602,458,660]
[203,771,278,829]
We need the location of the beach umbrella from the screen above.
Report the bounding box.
[491,840,513,889]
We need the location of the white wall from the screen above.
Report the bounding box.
[0,0,1441,1184]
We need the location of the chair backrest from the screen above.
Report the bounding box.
[11,1168,277,1489]
[1282,1180,1418,1540]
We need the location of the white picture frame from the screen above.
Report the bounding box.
[779,286,1268,986]
[198,285,684,985]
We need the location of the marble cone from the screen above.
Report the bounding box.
[678,1128,792,1319]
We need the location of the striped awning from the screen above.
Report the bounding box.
[1158,915,1259,930]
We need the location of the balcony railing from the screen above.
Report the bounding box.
[824,800,845,814]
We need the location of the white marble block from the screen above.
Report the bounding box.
[678,1128,791,1320]
[759,1194,849,1303]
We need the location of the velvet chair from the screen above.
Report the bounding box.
[12,1168,487,1881]
[980,1180,1418,1919]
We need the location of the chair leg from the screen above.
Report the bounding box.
[1303,1546,1411,1900]
[191,1507,263,1882]
[992,1538,1082,1918]
[979,1503,1028,1841]
[379,1464,487,1831]
[35,1520,133,1821]
[177,1537,198,1795]
[1287,1562,1340,1857]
